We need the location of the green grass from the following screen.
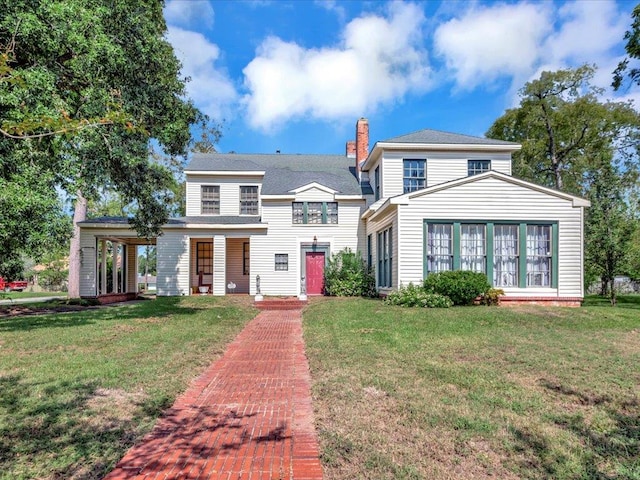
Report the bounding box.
[303,296,640,480]
[0,296,257,479]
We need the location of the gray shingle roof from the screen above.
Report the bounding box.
[78,216,264,226]
[382,128,519,146]
[186,153,362,195]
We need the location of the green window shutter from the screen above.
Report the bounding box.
[423,220,428,278]
[486,222,494,286]
[303,202,308,224]
[518,223,527,288]
[322,202,327,224]
[453,222,461,270]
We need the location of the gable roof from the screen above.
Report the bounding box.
[186,153,363,195]
[381,128,519,146]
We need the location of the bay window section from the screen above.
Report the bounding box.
[426,223,453,273]
[326,202,338,224]
[425,221,556,288]
[493,225,518,287]
[460,224,486,273]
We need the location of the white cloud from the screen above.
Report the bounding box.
[315,0,347,23]
[242,2,431,131]
[166,27,238,120]
[434,3,552,90]
[164,0,215,30]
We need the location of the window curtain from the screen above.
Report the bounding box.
[494,225,518,287]
[526,225,551,287]
[427,224,452,272]
[460,224,485,273]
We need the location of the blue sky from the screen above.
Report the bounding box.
[162,0,639,156]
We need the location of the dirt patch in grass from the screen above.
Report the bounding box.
[85,388,147,428]
[0,304,92,318]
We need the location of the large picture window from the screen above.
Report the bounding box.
[201,186,220,214]
[377,226,393,287]
[527,225,552,287]
[240,186,259,215]
[403,159,425,193]
[196,242,213,275]
[460,224,486,273]
[494,225,518,287]
[424,221,556,289]
[426,223,453,273]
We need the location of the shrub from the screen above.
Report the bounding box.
[423,271,491,306]
[323,248,377,297]
[482,288,505,306]
[384,283,453,308]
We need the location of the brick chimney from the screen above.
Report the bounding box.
[355,117,369,178]
[346,140,356,158]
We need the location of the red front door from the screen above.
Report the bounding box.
[306,252,325,295]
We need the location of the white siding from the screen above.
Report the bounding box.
[157,231,190,296]
[185,174,263,217]
[213,235,226,295]
[295,187,335,202]
[226,238,250,293]
[376,150,514,197]
[396,176,584,298]
[79,229,98,297]
[365,208,398,290]
[252,198,364,296]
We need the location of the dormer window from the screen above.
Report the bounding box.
[291,201,338,224]
[240,186,259,215]
[403,159,425,193]
[201,186,220,214]
[468,160,491,176]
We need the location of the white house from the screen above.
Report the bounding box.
[78,118,589,306]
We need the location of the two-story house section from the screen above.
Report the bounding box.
[77,117,589,305]
[360,128,590,306]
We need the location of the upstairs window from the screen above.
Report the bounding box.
[403,159,425,193]
[374,166,380,200]
[201,186,220,214]
[291,201,338,224]
[468,160,491,176]
[240,186,259,215]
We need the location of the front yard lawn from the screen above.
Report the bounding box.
[303,297,640,480]
[0,296,256,480]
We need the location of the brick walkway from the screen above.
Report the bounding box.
[104,309,323,480]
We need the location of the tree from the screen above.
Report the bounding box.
[613,3,640,90]
[487,66,640,303]
[486,65,640,196]
[0,1,210,296]
[584,159,636,305]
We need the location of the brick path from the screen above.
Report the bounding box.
[104,309,323,480]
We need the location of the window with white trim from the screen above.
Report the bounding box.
[468,160,491,176]
[275,254,288,271]
[291,202,339,224]
[240,186,259,215]
[201,186,220,214]
[403,159,425,193]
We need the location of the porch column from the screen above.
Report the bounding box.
[112,242,119,293]
[213,235,226,296]
[100,240,107,295]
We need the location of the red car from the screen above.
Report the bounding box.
[0,277,28,292]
